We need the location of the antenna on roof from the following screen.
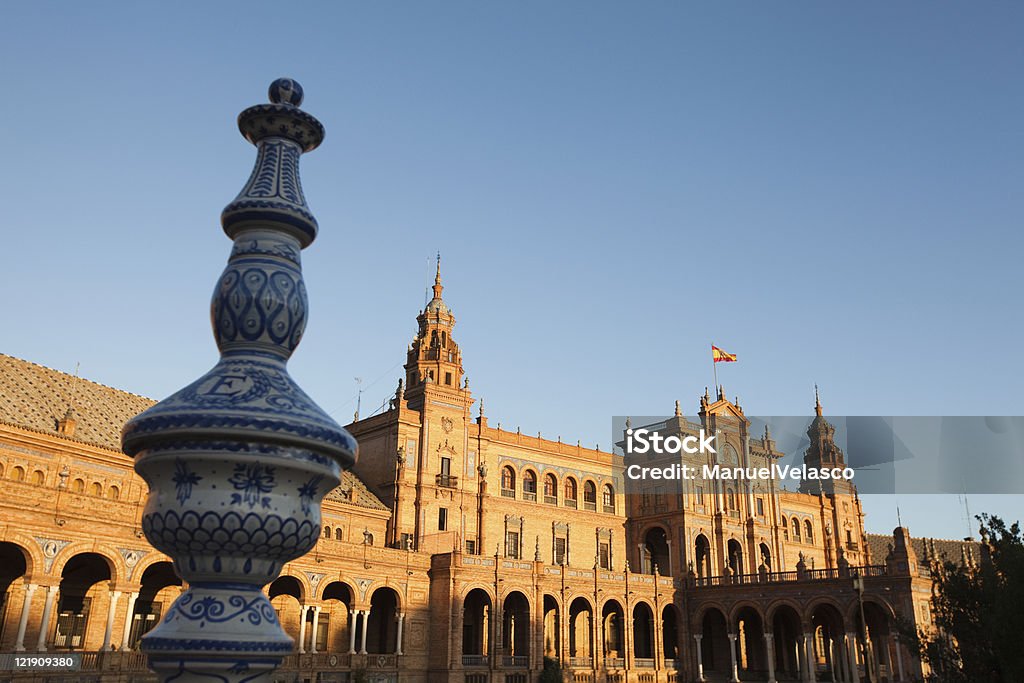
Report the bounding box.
[960,489,974,541]
[354,377,363,422]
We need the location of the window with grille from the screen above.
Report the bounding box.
[506,531,520,559]
[599,542,611,570]
[554,537,567,565]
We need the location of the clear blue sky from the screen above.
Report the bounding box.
[2,2,1021,539]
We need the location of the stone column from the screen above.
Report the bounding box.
[765,631,777,683]
[728,633,740,682]
[121,591,139,650]
[119,79,355,683]
[298,605,309,654]
[348,609,360,654]
[846,633,858,683]
[13,583,37,652]
[101,590,122,651]
[359,609,369,654]
[309,606,321,653]
[36,586,58,652]
[693,634,705,682]
[396,613,405,655]
[804,632,817,683]
[797,635,806,682]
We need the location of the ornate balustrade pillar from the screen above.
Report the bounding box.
[121,79,356,682]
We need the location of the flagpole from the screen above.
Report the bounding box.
[712,345,718,393]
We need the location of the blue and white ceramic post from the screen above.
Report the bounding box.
[122,79,356,682]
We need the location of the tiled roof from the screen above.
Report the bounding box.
[325,477,390,511]
[866,532,981,567]
[0,353,153,451]
[0,353,386,510]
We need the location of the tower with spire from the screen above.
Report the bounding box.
[403,254,466,410]
[800,385,854,496]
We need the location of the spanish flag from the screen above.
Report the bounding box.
[712,345,737,363]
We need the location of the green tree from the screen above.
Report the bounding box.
[908,515,1024,682]
[539,656,563,683]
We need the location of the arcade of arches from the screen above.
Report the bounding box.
[0,332,952,682]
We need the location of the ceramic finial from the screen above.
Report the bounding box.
[268,78,304,106]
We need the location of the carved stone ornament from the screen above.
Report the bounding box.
[121,79,356,683]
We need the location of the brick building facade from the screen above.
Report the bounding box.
[0,265,970,682]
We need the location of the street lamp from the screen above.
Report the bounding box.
[853,574,876,683]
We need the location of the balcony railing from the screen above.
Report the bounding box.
[603,504,615,513]
[568,656,592,668]
[635,658,655,668]
[501,488,516,498]
[503,656,529,668]
[692,564,888,587]
[565,498,577,509]
[462,654,488,667]
[544,495,558,505]
[583,500,597,511]
[523,491,537,502]
[436,473,458,488]
[605,657,624,669]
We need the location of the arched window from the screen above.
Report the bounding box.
[583,481,597,510]
[323,526,332,539]
[501,466,516,498]
[522,470,537,501]
[726,487,736,510]
[564,477,578,508]
[32,470,45,485]
[72,478,85,493]
[543,473,557,503]
[804,520,814,543]
[0,463,4,478]
[107,485,120,500]
[90,482,103,496]
[335,528,343,541]
[602,484,615,513]
[12,466,25,482]
[791,517,801,541]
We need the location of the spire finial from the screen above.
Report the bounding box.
[674,399,682,417]
[430,252,444,302]
[815,384,822,417]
